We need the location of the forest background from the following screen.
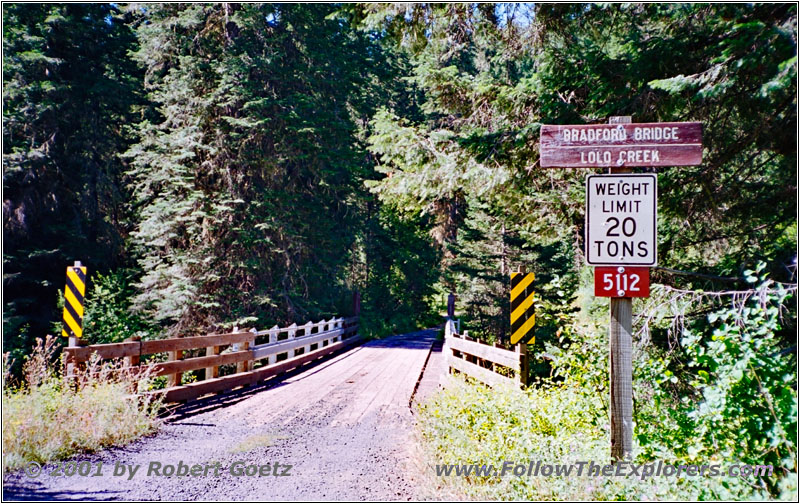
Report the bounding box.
[3,3,797,497]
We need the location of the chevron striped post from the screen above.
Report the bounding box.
[62,261,87,347]
[510,270,534,387]
[509,271,535,345]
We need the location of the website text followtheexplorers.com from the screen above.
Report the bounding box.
[435,460,773,480]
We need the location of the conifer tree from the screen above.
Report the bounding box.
[3,3,143,356]
[126,4,426,332]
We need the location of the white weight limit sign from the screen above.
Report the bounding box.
[585,174,657,266]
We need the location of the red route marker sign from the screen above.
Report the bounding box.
[594,266,650,298]
[540,122,702,168]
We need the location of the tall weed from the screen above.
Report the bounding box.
[3,335,162,471]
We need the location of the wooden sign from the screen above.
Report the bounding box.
[586,174,657,266]
[540,122,702,168]
[594,266,650,297]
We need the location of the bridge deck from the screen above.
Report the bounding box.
[3,329,439,501]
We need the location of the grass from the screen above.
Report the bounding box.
[416,376,794,501]
[229,433,289,454]
[2,336,162,472]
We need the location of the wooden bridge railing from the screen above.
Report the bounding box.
[64,316,360,403]
[443,318,527,388]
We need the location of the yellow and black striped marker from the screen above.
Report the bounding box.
[61,263,87,339]
[510,272,535,345]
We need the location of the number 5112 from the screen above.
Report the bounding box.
[594,267,650,298]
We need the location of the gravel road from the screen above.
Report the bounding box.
[3,329,438,501]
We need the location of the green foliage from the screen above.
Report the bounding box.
[358,4,797,353]
[4,3,433,354]
[5,3,792,358]
[418,378,777,500]
[360,207,441,338]
[420,264,797,499]
[82,271,158,344]
[3,3,145,349]
[2,6,796,499]
[124,3,415,334]
[636,272,797,493]
[545,315,609,397]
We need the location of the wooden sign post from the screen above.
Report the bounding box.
[607,116,634,462]
[539,115,703,462]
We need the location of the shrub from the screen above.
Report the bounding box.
[78,270,158,344]
[636,274,797,496]
[2,335,162,471]
[417,270,797,500]
[417,377,778,500]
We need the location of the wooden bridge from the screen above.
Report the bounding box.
[64,316,526,405]
[64,317,361,403]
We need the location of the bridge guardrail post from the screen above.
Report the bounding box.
[335,317,341,340]
[167,339,183,388]
[442,318,453,379]
[206,342,220,380]
[303,321,313,355]
[124,336,142,393]
[233,327,253,374]
[64,335,87,387]
[246,328,256,372]
[287,323,297,357]
[321,318,330,345]
[516,341,529,389]
[267,325,279,365]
